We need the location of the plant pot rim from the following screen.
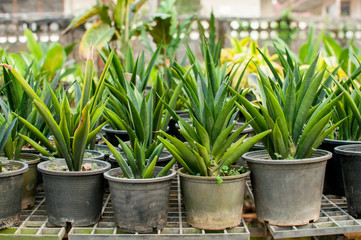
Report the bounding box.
[233,122,253,133]
[37,159,111,176]
[0,160,29,177]
[16,153,40,165]
[39,149,104,159]
[104,166,176,183]
[334,144,361,156]
[177,166,250,181]
[242,149,332,164]
[103,124,127,133]
[84,149,105,158]
[324,138,361,144]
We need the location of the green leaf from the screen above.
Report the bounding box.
[72,103,90,171]
[117,137,140,178]
[42,44,65,73]
[103,137,133,178]
[79,23,115,57]
[158,136,195,175]
[143,156,157,179]
[79,56,94,110]
[16,115,56,152]
[33,100,73,170]
[24,29,43,60]
[18,134,52,157]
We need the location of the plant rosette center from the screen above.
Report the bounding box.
[194,164,247,185]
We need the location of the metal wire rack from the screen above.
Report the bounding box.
[246,181,361,239]
[0,192,65,240]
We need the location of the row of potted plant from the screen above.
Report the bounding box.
[2,36,361,233]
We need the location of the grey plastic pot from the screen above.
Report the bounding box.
[0,160,28,229]
[17,153,40,209]
[178,167,250,230]
[243,149,331,226]
[104,167,176,233]
[334,144,361,218]
[233,122,254,139]
[319,138,360,196]
[37,159,111,226]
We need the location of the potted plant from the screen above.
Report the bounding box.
[102,78,178,233]
[236,50,343,226]
[158,45,271,230]
[101,47,162,145]
[0,117,29,229]
[0,65,56,209]
[2,50,113,226]
[319,70,361,196]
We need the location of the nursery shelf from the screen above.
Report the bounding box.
[0,192,66,240]
[68,175,250,240]
[246,181,361,239]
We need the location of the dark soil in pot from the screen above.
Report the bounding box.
[319,138,360,196]
[335,144,361,218]
[0,160,28,229]
[243,149,331,226]
[103,124,129,146]
[178,166,249,230]
[17,153,40,209]
[104,166,176,233]
[37,159,111,226]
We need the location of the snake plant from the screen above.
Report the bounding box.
[1,50,114,171]
[233,49,344,160]
[1,63,62,160]
[158,44,271,177]
[326,66,361,141]
[103,72,182,178]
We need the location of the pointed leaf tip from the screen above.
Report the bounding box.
[0,64,12,70]
[87,46,94,61]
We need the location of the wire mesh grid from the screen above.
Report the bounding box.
[0,192,65,240]
[246,181,361,239]
[68,174,250,240]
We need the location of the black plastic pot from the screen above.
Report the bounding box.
[94,144,120,161]
[37,159,111,226]
[319,138,360,196]
[334,144,361,218]
[83,150,105,161]
[17,153,40,209]
[178,167,250,230]
[0,160,29,229]
[103,124,129,146]
[243,149,331,226]
[103,166,176,233]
